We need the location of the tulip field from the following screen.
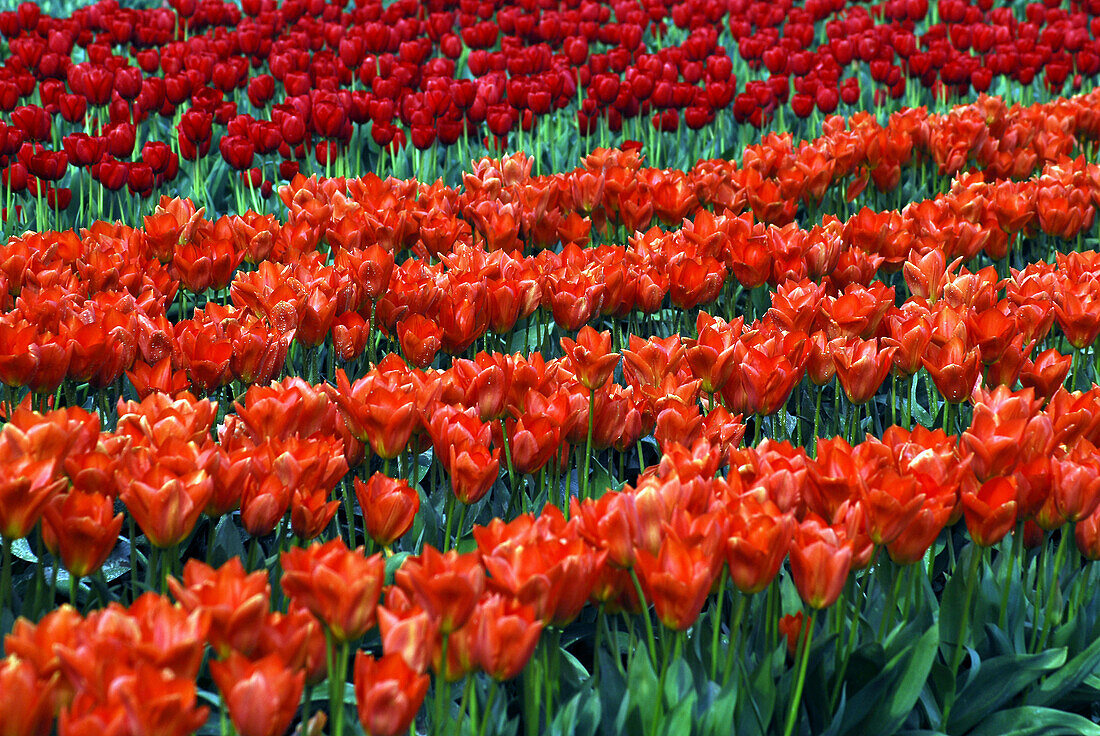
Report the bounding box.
[7,0,1100,734]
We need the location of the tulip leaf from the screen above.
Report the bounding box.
[939,545,981,655]
[10,538,36,562]
[696,684,738,736]
[946,648,1067,734]
[828,621,937,736]
[615,652,659,736]
[384,551,409,585]
[963,706,1100,736]
[1024,634,1100,709]
[549,686,600,736]
[211,516,244,567]
[658,691,696,736]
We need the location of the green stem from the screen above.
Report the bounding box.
[710,572,727,682]
[581,388,595,501]
[0,535,10,618]
[1035,527,1072,653]
[721,592,748,687]
[327,633,349,736]
[435,633,451,735]
[942,545,983,727]
[782,611,816,736]
[630,568,659,668]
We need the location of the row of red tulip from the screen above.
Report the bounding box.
[1,0,1098,162]
[3,81,1097,232]
[4,373,1100,735]
[1,159,1096,405]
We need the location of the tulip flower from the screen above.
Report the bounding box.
[0,655,57,736]
[355,473,420,548]
[635,528,722,631]
[210,652,305,736]
[789,516,853,610]
[354,652,429,736]
[168,558,270,658]
[471,594,544,681]
[41,490,123,581]
[961,476,1018,547]
[395,546,485,635]
[280,540,384,643]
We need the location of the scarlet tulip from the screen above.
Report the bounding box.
[962,476,1018,547]
[725,496,796,594]
[471,593,543,681]
[832,337,897,404]
[394,546,485,634]
[921,336,982,403]
[354,473,420,548]
[0,655,57,736]
[560,325,620,391]
[41,490,123,580]
[210,652,305,736]
[281,540,385,642]
[168,558,270,658]
[635,528,722,631]
[353,652,429,736]
[789,516,853,610]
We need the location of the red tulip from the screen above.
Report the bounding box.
[210,652,304,736]
[789,516,853,610]
[353,652,429,736]
[281,540,385,642]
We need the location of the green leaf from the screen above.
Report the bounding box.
[549,687,600,736]
[384,551,409,585]
[947,649,1066,734]
[964,706,1100,736]
[871,621,939,736]
[831,621,938,736]
[658,691,696,736]
[697,684,738,736]
[1024,634,1100,708]
[211,516,244,567]
[10,538,36,562]
[615,653,659,736]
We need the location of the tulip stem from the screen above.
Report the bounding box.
[999,523,1023,630]
[709,572,727,682]
[629,568,659,668]
[581,388,595,501]
[722,592,748,688]
[443,494,456,552]
[0,534,10,618]
[1035,528,1072,653]
[782,610,815,736]
[942,544,983,727]
[434,632,451,736]
[326,632,349,736]
[478,680,498,736]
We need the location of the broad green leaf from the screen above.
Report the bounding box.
[384,551,409,585]
[549,687,600,736]
[10,538,36,562]
[1024,634,1100,708]
[965,706,1100,736]
[615,652,659,736]
[831,621,937,736]
[870,621,939,736]
[697,684,738,736]
[947,648,1066,734]
[658,692,696,736]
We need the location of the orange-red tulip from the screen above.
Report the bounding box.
[210,652,304,736]
[789,516,853,610]
[353,652,429,736]
[281,540,385,642]
[354,473,420,548]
